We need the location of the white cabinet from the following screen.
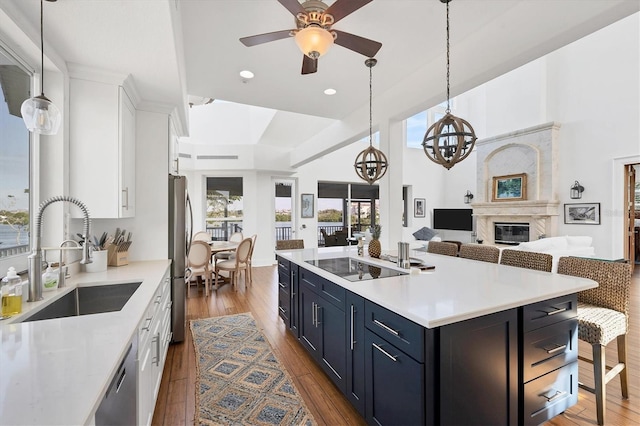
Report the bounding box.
[137,267,171,426]
[70,79,136,218]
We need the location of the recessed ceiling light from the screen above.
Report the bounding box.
[324,88,336,95]
[239,70,254,79]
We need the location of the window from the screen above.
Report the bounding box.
[405,100,453,149]
[0,46,32,273]
[206,177,243,241]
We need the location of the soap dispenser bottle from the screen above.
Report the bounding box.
[1,267,23,317]
[42,266,59,292]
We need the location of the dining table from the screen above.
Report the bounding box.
[208,240,239,289]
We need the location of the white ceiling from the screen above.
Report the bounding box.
[2,0,638,144]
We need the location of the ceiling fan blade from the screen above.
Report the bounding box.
[333,30,382,57]
[278,0,306,17]
[325,0,372,24]
[301,55,318,75]
[240,30,293,47]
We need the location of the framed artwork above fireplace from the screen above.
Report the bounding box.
[492,173,527,202]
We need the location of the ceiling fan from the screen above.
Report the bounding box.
[240,0,382,75]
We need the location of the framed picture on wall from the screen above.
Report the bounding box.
[414,198,426,218]
[301,193,314,218]
[492,173,527,201]
[564,202,600,225]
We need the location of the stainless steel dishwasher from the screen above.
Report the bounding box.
[95,336,138,426]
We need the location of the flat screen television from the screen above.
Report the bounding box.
[433,208,473,231]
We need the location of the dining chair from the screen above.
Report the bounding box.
[246,234,258,285]
[215,237,252,291]
[214,231,244,263]
[427,241,459,257]
[192,231,211,242]
[459,244,500,263]
[275,239,304,250]
[499,248,552,272]
[557,256,632,426]
[187,240,212,297]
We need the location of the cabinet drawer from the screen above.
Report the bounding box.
[365,300,424,362]
[300,268,345,310]
[523,294,577,332]
[523,318,577,382]
[277,257,290,275]
[278,288,290,321]
[523,362,578,426]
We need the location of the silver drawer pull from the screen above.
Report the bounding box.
[141,317,152,331]
[279,282,286,288]
[373,319,400,336]
[542,390,567,403]
[372,342,397,362]
[278,306,286,314]
[545,344,567,355]
[544,307,567,316]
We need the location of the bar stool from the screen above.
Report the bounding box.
[427,241,459,257]
[557,256,631,425]
[499,249,552,272]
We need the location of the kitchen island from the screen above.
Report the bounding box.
[275,246,597,425]
[0,259,171,426]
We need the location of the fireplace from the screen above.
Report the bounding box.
[494,222,529,246]
[472,122,562,245]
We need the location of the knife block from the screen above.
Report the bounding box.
[107,241,131,266]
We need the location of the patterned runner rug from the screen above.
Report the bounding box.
[191,313,315,425]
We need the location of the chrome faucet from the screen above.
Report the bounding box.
[57,239,81,288]
[28,196,92,302]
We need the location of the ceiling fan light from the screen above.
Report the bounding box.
[21,94,61,135]
[294,26,334,59]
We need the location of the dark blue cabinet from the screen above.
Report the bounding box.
[439,308,519,426]
[298,270,346,392]
[364,328,425,425]
[277,256,300,338]
[345,291,365,416]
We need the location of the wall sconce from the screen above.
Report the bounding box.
[570,181,585,199]
[464,190,474,204]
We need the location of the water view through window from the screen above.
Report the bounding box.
[0,50,31,262]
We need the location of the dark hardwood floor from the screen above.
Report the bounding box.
[152,265,640,426]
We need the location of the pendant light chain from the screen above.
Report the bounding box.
[421,0,477,170]
[445,0,450,114]
[369,60,373,146]
[40,0,45,96]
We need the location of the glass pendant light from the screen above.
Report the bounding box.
[21,0,61,135]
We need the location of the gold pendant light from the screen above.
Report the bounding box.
[422,0,476,170]
[354,58,388,185]
[21,0,61,136]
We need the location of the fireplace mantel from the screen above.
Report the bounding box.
[473,200,561,244]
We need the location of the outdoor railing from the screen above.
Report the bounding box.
[0,244,30,258]
[206,222,243,241]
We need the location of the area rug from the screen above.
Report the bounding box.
[191,313,315,426]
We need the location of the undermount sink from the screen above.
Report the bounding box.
[21,282,142,322]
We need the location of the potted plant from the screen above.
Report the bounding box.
[368,224,382,258]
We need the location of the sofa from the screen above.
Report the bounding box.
[410,226,442,250]
[512,235,595,272]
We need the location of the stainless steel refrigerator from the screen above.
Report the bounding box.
[168,174,192,343]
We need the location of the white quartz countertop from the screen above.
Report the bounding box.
[0,259,171,426]
[276,247,597,329]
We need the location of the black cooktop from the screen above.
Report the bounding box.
[305,257,406,281]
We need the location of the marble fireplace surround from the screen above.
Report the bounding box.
[473,122,561,244]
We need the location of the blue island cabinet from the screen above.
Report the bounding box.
[298,268,347,392]
[276,256,299,337]
[345,292,365,416]
[278,258,579,426]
